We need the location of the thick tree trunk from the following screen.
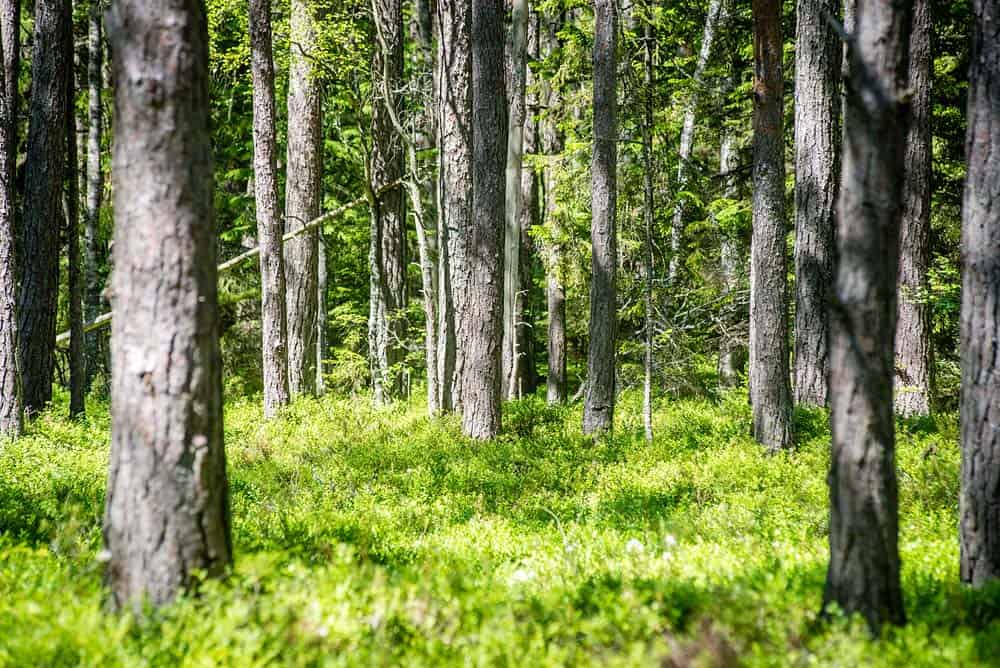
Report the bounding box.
[959,0,1000,587]
[104,0,231,611]
[502,0,527,400]
[456,0,506,439]
[370,0,407,405]
[583,0,617,436]
[436,0,471,413]
[894,0,933,417]
[18,0,71,416]
[792,0,839,408]
[542,11,566,406]
[84,2,104,389]
[284,0,321,398]
[0,0,19,437]
[668,0,723,284]
[823,0,911,632]
[250,0,291,418]
[65,23,85,418]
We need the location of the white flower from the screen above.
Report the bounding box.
[509,568,536,585]
[625,538,645,554]
[96,549,113,563]
[664,534,678,549]
[564,541,579,554]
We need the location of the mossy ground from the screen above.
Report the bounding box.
[0,387,996,666]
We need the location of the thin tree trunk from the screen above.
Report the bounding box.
[502,0,527,400]
[894,0,933,416]
[792,0,839,407]
[583,0,617,436]
[749,0,792,451]
[668,0,724,284]
[84,1,104,389]
[0,0,20,437]
[823,0,911,631]
[19,0,71,416]
[641,15,654,442]
[104,0,231,611]
[65,19,85,418]
[250,0,291,418]
[716,120,744,386]
[457,0,506,438]
[959,0,1000,587]
[317,231,327,395]
[370,0,406,405]
[285,0,321,398]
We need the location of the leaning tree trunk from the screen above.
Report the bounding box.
[959,0,1000,587]
[18,0,71,416]
[456,0,506,439]
[792,0,839,408]
[749,0,792,451]
[250,0,291,418]
[370,0,407,405]
[284,0,321,398]
[502,0,527,400]
[583,0,618,436]
[65,24,85,419]
[0,0,19,437]
[104,0,231,612]
[84,1,105,389]
[894,0,933,417]
[823,0,911,632]
[436,0,472,412]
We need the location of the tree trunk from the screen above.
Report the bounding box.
[792,0,839,408]
[502,0,527,400]
[668,0,723,284]
[250,0,291,418]
[104,0,231,611]
[317,230,327,395]
[456,0,506,439]
[894,0,933,417]
[823,0,911,632]
[959,0,1000,587]
[436,0,471,413]
[18,0,71,416]
[370,0,407,405]
[0,0,20,437]
[641,15,655,442]
[749,0,792,451]
[65,19,85,418]
[542,11,566,406]
[583,0,617,436]
[84,1,105,389]
[284,0,321,398]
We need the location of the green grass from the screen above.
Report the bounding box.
[0,387,996,666]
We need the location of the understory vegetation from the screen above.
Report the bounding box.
[0,388,993,666]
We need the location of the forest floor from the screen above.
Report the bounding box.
[0,387,995,666]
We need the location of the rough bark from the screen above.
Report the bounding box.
[250,0,291,418]
[0,0,19,437]
[792,0,839,407]
[502,0,527,400]
[284,0,321,398]
[668,0,723,284]
[65,20,84,418]
[370,0,407,405]
[84,1,105,389]
[749,0,792,451]
[455,0,506,438]
[18,0,71,416]
[104,0,231,611]
[435,0,471,412]
[583,0,617,436]
[959,0,1000,587]
[894,0,933,416]
[823,0,911,632]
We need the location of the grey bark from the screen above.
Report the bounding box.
[642,15,654,442]
[84,1,104,388]
[18,0,71,416]
[456,0,506,438]
[250,0,291,418]
[583,0,617,436]
[65,20,84,418]
[894,0,933,416]
[749,0,793,451]
[317,230,327,395]
[370,0,407,405]
[792,0,839,407]
[0,0,19,437]
[502,0,527,400]
[823,0,911,631]
[668,0,723,284]
[959,0,1000,587]
[103,0,231,611]
[284,0,321,398]
[717,55,744,387]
